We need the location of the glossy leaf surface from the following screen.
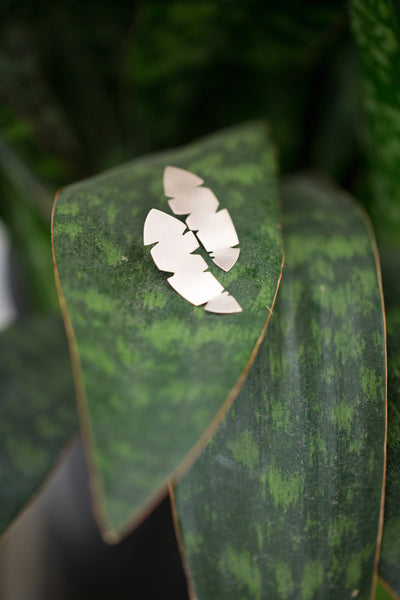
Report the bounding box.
[52,124,283,539]
[174,177,386,600]
[0,315,77,536]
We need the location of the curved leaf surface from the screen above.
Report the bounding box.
[378,252,400,596]
[351,2,400,592]
[173,177,386,600]
[52,124,283,540]
[0,315,77,537]
[375,576,400,600]
[350,0,400,246]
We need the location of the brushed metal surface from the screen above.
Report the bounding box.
[143,208,242,314]
[164,166,240,272]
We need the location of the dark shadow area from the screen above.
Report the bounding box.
[0,440,189,600]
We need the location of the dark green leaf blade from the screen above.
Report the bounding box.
[173,177,386,600]
[0,315,77,536]
[52,124,283,540]
[351,2,400,593]
[377,251,400,595]
[375,576,400,600]
[350,0,400,246]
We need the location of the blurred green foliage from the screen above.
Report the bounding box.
[0,0,367,311]
[1,3,400,597]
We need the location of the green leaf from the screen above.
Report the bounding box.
[351,3,400,593]
[0,181,59,311]
[350,0,400,246]
[173,177,386,600]
[377,251,400,596]
[375,576,400,600]
[131,1,348,171]
[52,123,283,540]
[0,315,77,537]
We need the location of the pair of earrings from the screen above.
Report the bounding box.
[143,167,242,314]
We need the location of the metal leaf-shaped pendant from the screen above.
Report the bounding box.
[143,207,242,314]
[164,166,240,272]
[143,167,242,314]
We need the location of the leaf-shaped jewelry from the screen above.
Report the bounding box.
[143,208,242,314]
[52,123,284,539]
[164,166,240,272]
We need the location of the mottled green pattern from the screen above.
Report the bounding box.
[351,2,400,592]
[378,251,400,595]
[53,124,282,536]
[375,577,399,600]
[350,0,400,245]
[0,315,77,535]
[175,178,386,600]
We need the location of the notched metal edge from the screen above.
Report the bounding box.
[164,166,241,273]
[143,208,242,314]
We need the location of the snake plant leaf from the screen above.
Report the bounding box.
[52,123,283,541]
[173,177,386,600]
[351,2,400,593]
[0,315,77,537]
[350,0,400,246]
[376,252,400,597]
[375,577,400,600]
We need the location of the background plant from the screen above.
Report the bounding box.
[0,1,398,599]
